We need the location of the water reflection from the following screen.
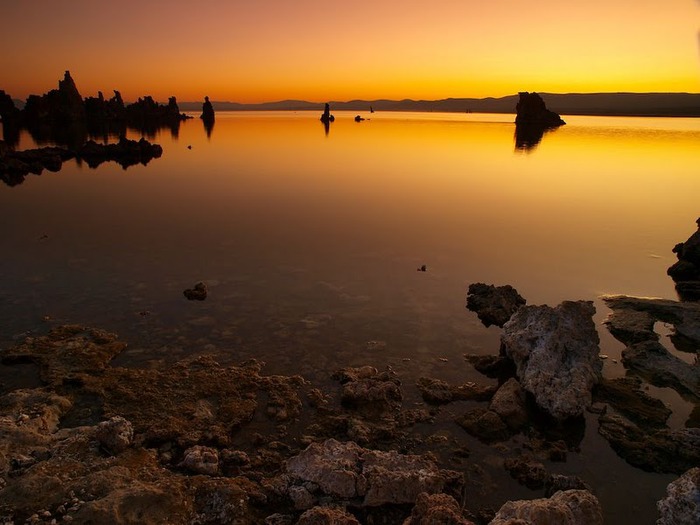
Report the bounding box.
[514,123,560,151]
[202,116,215,139]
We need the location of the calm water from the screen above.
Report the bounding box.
[1,111,699,523]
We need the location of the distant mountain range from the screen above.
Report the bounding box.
[178,93,700,117]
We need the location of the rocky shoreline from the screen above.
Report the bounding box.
[1,249,698,524]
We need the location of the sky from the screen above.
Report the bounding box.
[1,0,699,103]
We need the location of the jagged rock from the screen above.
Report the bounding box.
[501,301,602,420]
[24,70,86,124]
[285,439,460,506]
[598,413,700,474]
[95,416,134,454]
[657,467,700,525]
[296,507,360,525]
[668,218,700,300]
[594,377,671,428]
[179,445,219,476]
[466,283,526,328]
[416,377,496,405]
[289,485,316,510]
[504,456,547,489]
[489,378,529,430]
[403,492,475,524]
[184,282,208,301]
[200,96,215,122]
[0,142,74,185]
[602,296,700,400]
[455,408,510,443]
[489,490,602,525]
[514,92,565,129]
[332,366,402,416]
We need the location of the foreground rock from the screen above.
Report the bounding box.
[184,281,208,301]
[603,295,700,400]
[657,467,700,525]
[501,301,602,419]
[668,218,700,301]
[285,439,461,507]
[466,283,526,328]
[489,489,603,525]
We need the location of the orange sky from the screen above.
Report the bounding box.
[1,0,699,103]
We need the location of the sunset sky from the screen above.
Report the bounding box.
[1,0,699,103]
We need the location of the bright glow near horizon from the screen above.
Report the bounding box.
[1,0,699,103]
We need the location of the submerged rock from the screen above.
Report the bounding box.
[594,377,671,428]
[466,283,526,328]
[455,407,510,443]
[598,413,700,474]
[184,281,208,301]
[602,295,700,400]
[489,378,529,431]
[489,489,603,525]
[501,301,602,419]
[416,376,496,405]
[657,467,700,525]
[504,455,548,489]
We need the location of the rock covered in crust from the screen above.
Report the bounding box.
[296,506,360,525]
[466,283,526,328]
[285,439,460,507]
[95,416,134,454]
[489,489,603,525]
[489,378,528,430]
[403,492,475,524]
[657,467,700,525]
[501,301,602,420]
[179,445,219,476]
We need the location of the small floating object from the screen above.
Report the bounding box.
[354,115,365,122]
[187,145,192,149]
[417,265,427,272]
[599,354,609,360]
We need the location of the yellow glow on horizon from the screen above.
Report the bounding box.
[1,0,698,103]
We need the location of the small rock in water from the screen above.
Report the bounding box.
[183,281,207,301]
[599,354,609,360]
[417,265,427,272]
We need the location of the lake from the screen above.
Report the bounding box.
[1,110,699,523]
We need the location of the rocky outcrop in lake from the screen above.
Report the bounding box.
[514,92,565,150]
[200,96,215,122]
[668,218,700,301]
[466,283,526,328]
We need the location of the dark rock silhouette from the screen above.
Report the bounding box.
[320,103,335,123]
[0,136,163,186]
[200,96,215,138]
[668,218,700,301]
[3,71,190,148]
[200,96,215,121]
[354,115,365,122]
[514,92,565,150]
